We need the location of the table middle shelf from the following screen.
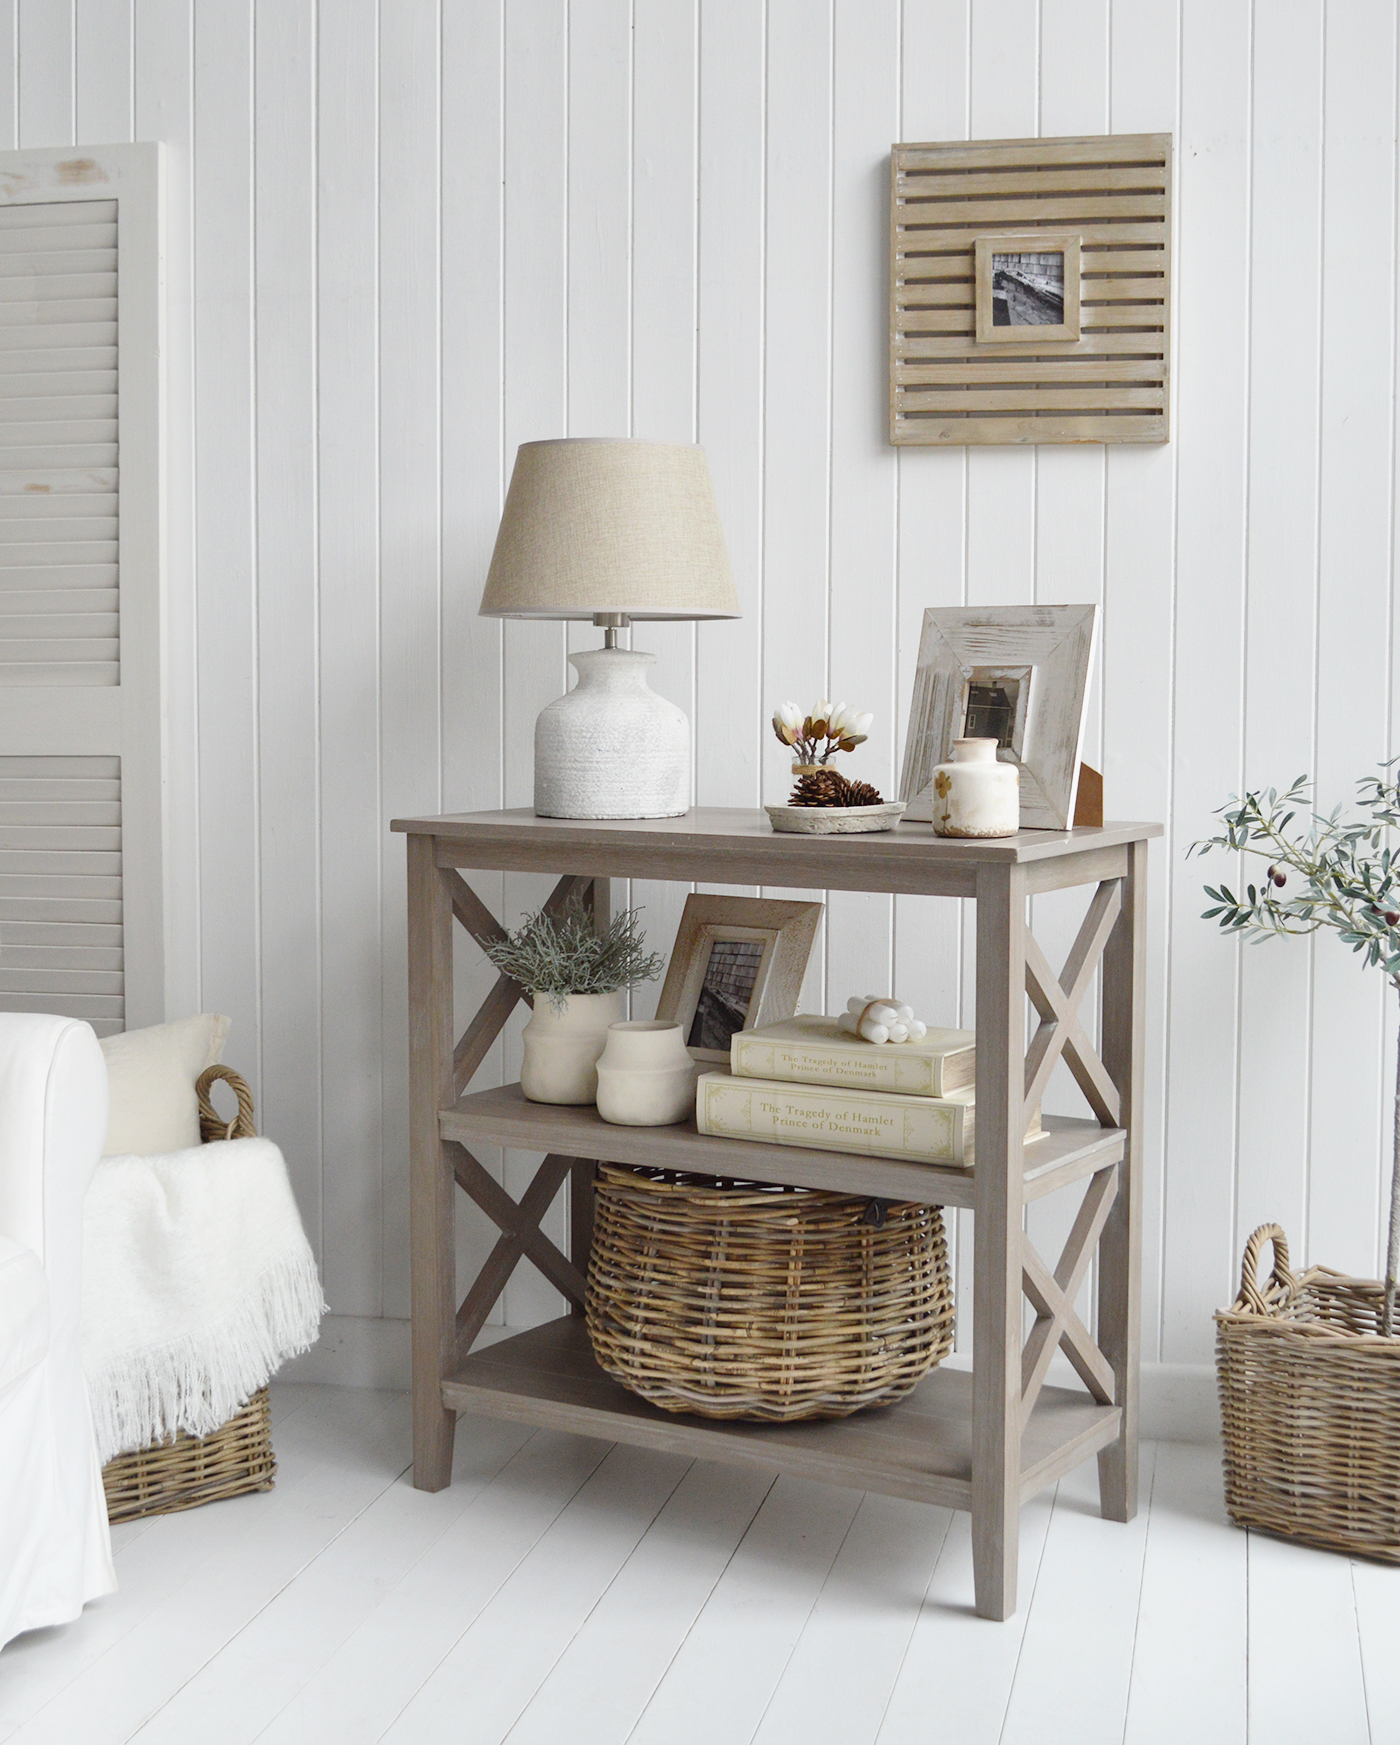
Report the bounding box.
[440,1082,1124,1209]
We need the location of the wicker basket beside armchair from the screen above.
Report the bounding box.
[99,1065,277,1525]
[585,1161,953,1422]
[1216,1222,1400,1561]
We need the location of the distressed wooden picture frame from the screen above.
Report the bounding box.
[974,232,1081,344]
[890,132,1171,445]
[654,894,823,1063]
[899,605,1098,831]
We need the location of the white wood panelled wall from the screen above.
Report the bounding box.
[12,0,1400,1389]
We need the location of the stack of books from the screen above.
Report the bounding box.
[695,1015,1042,1168]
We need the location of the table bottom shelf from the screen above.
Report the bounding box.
[442,1317,1122,1511]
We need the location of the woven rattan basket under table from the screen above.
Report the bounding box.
[586,1163,954,1421]
[396,807,1159,1620]
[99,1065,277,1524]
[1217,1223,1400,1560]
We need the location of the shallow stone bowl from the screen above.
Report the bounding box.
[764,800,907,835]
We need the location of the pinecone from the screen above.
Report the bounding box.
[789,770,885,808]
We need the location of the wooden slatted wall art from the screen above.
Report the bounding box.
[0,148,164,1034]
[889,133,1172,446]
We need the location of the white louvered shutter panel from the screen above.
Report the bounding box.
[0,149,163,1037]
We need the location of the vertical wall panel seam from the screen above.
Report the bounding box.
[1305,0,1329,1267]
[1156,0,1186,1360]
[496,0,506,815]
[890,0,901,982]
[563,0,570,437]
[689,0,698,791]
[187,0,202,1012]
[249,0,264,1099]
[817,0,836,932]
[311,0,325,1265]
[691,0,705,785]
[1386,0,1400,1271]
[373,0,386,1316]
[560,0,570,704]
[623,0,636,964]
[756,0,768,818]
[756,0,767,817]
[1230,0,1257,1278]
[627,0,635,440]
[1377,0,1400,1273]
[435,0,443,822]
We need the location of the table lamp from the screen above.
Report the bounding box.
[479,438,741,819]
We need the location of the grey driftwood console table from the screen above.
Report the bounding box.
[391,807,1159,1621]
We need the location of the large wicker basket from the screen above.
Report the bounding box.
[1216,1223,1400,1561]
[99,1065,277,1524]
[585,1161,953,1422]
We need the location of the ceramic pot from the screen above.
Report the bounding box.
[930,737,1019,838]
[595,1021,698,1127]
[520,988,628,1105]
[534,647,690,819]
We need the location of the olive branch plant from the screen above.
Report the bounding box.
[1191,765,1400,1334]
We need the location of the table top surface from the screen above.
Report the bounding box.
[390,805,1162,866]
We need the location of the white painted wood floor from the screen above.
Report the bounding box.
[0,1381,1393,1745]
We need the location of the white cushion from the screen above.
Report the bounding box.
[0,1234,49,1391]
[99,1014,231,1158]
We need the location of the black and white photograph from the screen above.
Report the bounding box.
[685,936,764,1052]
[974,231,1081,344]
[990,249,1065,326]
[963,673,1023,749]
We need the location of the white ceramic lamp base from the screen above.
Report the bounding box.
[534,646,690,819]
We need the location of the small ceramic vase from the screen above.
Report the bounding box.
[930,737,1020,838]
[520,988,628,1105]
[595,1021,698,1127]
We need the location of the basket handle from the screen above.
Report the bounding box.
[196,1065,258,1143]
[1235,1223,1294,1312]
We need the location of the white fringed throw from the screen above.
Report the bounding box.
[80,1137,324,1463]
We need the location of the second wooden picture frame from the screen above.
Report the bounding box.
[655,894,823,1064]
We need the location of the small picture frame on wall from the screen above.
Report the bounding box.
[974,232,1081,345]
[655,895,823,1064]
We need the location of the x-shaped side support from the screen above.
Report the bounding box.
[448,1143,587,1358]
[1020,1164,1119,1424]
[442,870,605,1361]
[1023,879,1123,1134]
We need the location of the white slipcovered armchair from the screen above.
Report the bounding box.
[0,1013,115,1652]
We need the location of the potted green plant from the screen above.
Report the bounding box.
[1193,767,1400,1558]
[483,896,665,1106]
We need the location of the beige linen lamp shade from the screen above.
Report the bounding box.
[479,438,741,621]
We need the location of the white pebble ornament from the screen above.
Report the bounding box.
[837,994,929,1044]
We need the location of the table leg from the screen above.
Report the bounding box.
[407,834,458,1490]
[972,862,1027,1621]
[573,877,609,1317]
[571,1157,595,1317]
[1098,839,1146,1520]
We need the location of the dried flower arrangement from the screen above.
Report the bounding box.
[772,700,874,769]
[482,896,666,1015]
